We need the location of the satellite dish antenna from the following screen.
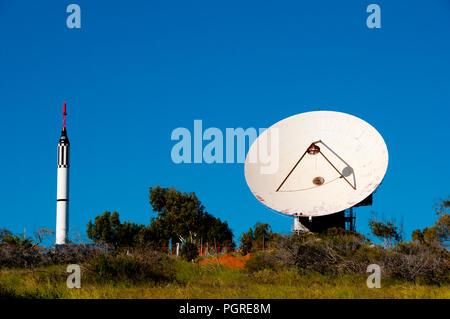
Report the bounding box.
[244,111,388,233]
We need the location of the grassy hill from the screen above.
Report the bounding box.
[1,258,449,299]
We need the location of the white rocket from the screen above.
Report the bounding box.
[55,102,70,245]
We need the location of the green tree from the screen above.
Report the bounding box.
[411,228,424,243]
[434,213,449,248]
[86,211,147,247]
[180,241,199,261]
[433,198,450,248]
[253,222,272,251]
[412,199,449,248]
[240,228,254,255]
[369,214,401,248]
[149,186,234,249]
[0,229,33,247]
[434,198,450,216]
[239,222,278,254]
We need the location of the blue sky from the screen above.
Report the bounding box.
[0,1,449,244]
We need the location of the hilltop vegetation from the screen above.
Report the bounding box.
[1,226,449,299]
[0,191,448,299]
[86,186,234,253]
[0,253,449,299]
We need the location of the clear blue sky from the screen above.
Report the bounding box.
[0,1,449,244]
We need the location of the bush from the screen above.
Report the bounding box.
[0,242,44,268]
[244,253,278,273]
[290,239,341,274]
[380,242,449,284]
[180,242,199,261]
[274,234,345,274]
[251,268,277,284]
[0,229,108,269]
[352,244,386,272]
[86,249,176,284]
[273,234,450,283]
[45,244,107,265]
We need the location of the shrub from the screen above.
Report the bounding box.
[274,234,345,274]
[86,249,176,284]
[273,234,450,283]
[244,253,278,273]
[45,244,108,265]
[292,239,341,274]
[180,242,199,261]
[352,244,385,272]
[251,268,277,284]
[380,242,449,284]
[0,227,109,269]
[0,242,44,268]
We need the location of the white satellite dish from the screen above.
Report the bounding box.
[244,111,388,226]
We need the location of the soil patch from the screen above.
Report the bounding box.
[199,253,251,269]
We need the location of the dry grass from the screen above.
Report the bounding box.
[1,263,449,299]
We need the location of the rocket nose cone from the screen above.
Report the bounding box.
[59,128,70,144]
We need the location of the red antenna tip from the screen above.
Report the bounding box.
[62,101,67,130]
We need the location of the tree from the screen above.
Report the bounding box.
[434,213,449,248]
[369,214,401,248]
[240,228,254,255]
[86,211,147,247]
[412,229,424,244]
[32,228,54,248]
[180,241,199,261]
[149,186,234,249]
[253,222,272,251]
[239,222,278,254]
[434,197,450,216]
[412,199,449,248]
[433,198,450,248]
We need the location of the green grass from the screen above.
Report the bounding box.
[1,263,449,299]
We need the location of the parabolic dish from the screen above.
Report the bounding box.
[244,111,388,217]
